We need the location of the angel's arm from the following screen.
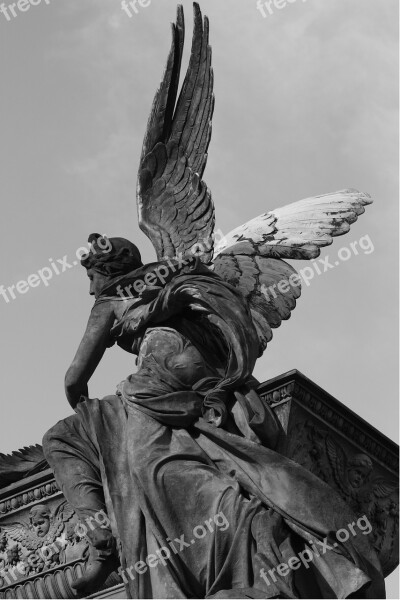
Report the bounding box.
[64,302,115,410]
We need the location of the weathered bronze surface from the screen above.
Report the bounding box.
[1,374,398,598]
[1,3,397,598]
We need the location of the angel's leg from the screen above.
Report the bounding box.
[43,414,105,523]
[42,415,118,593]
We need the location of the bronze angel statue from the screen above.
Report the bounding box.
[42,4,384,598]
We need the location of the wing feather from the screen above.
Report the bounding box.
[213,255,300,355]
[2,522,41,550]
[213,189,372,354]
[214,189,372,260]
[138,4,215,263]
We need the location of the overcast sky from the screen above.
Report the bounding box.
[0,0,398,590]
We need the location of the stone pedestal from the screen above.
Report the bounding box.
[0,370,398,598]
[257,370,399,579]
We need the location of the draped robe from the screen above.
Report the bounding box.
[44,265,385,599]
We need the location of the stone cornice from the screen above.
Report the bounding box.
[257,370,399,475]
[0,469,59,516]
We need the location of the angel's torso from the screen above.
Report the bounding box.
[109,297,228,395]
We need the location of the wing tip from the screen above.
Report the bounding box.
[193,2,202,22]
[341,188,374,206]
[193,2,209,35]
[176,4,184,29]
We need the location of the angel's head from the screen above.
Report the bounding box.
[80,233,143,298]
[347,453,373,488]
[29,505,51,537]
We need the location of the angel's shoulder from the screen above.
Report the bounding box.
[113,298,140,320]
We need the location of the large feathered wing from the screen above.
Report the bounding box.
[0,445,48,488]
[137,3,215,263]
[213,189,372,356]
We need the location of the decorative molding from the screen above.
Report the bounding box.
[0,475,60,517]
[0,498,89,591]
[87,583,127,599]
[259,381,294,407]
[0,557,86,599]
[0,558,122,600]
[257,370,399,474]
[284,417,398,577]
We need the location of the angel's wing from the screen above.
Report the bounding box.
[213,189,372,355]
[326,436,350,497]
[0,445,48,488]
[214,189,372,259]
[137,3,215,263]
[371,479,398,499]
[2,522,42,551]
[213,255,301,353]
[47,502,76,541]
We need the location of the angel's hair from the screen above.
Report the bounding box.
[80,233,143,278]
[29,504,51,521]
[348,454,373,472]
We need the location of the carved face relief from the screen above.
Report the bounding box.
[29,506,51,537]
[347,453,373,489]
[347,467,368,488]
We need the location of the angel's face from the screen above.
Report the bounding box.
[31,514,50,537]
[87,268,110,299]
[347,467,367,488]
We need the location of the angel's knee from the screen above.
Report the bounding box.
[42,423,61,458]
[42,417,75,459]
